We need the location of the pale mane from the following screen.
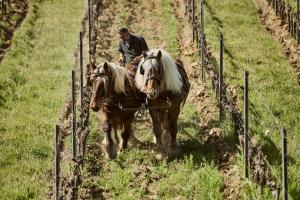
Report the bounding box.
[135,49,183,93]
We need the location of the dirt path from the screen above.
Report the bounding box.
[77,0,242,199]
[0,0,28,62]
[174,1,242,199]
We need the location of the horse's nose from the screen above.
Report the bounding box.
[147,90,158,99]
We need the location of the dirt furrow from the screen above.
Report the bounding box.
[0,0,28,63]
[77,0,123,199]
[254,0,300,84]
[77,0,243,199]
[173,0,242,199]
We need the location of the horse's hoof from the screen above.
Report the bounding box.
[168,145,182,157]
[129,135,143,146]
[117,146,127,155]
[102,144,118,160]
[104,151,117,160]
[155,153,167,160]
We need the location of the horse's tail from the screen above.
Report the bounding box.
[181,94,188,111]
[175,59,190,111]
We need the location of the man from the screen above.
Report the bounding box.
[117,27,149,74]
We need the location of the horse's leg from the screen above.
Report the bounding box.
[160,110,170,147]
[149,110,165,154]
[111,120,119,144]
[119,113,134,152]
[167,103,181,155]
[152,110,166,144]
[102,120,117,159]
[100,111,117,159]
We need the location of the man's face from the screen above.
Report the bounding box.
[119,32,130,42]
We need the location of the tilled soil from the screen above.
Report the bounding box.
[255,0,300,84]
[0,0,28,62]
[56,0,243,199]
[174,1,241,199]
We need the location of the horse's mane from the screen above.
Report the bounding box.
[107,62,132,94]
[135,49,183,94]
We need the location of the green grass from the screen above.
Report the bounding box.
[115,0,127,27]
[234,148,274,199]
[285,0,298,11]
[0,0,86,199]
[161,0,180,56]
[79,1,225,198]
[201,0,300,199]
[81,104,223,200]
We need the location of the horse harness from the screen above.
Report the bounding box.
[91,68,142,113]
[139,55,164,85]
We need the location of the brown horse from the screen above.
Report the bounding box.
[135,49,190,157]
[90,62,142,159]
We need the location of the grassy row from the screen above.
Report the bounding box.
[79,0,224,199]
[202,0,300,199]
[285,0,298,11]
[161,0,181,56]
[0,0,86,199]
[84,104,223,200]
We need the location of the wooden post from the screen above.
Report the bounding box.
[279,0,283,18]
[298,0,300,44]
[298,24,300,45]
[79,32,84,109]
[282,128,288,200]
[275,0,278,16]
[201,0,205,81]
[1,0,7,16]
[282,0,284,14]
[297,0,300,21]
[276,186,281,200]
[291,14,294,37]
[196,19,199,48]
[72,70,77,160]
[288,8,291,33]
[219,33,224,121]
[244,71,249,179]
[55,124,61,200]
[192,0,195,42]
[88,0,93,63]
[294,19,297,39]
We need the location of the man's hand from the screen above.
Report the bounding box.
[119,54,124,65]
[119,58,123,65]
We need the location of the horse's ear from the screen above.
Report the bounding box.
[103,62,109,71]
[143,50,148,58]
[157,50,162,60]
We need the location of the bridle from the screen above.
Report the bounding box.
[90,67,110,98]
[139,55,164,85]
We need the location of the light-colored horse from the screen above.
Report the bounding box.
[135,49,190,157]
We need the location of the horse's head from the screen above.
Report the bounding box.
[137,50,163,99]
[90,62,113,112]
